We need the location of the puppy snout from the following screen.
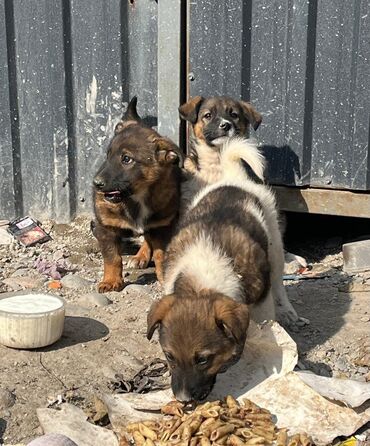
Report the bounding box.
[93,176,105,189]
[219,121,231,131]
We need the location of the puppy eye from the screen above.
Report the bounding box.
[203,112,212,120]
[164,352,174,362]
[230,111,238,119]
[195,356,209,366]
[122,155,133,165]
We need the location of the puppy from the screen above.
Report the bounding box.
[92,97,183,293]
[179,95,262,182]
[179,96,299,325]
[147,137,288,402]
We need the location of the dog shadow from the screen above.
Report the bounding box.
[0,419,6,443]
[260,144,303,185]
[142,115,158,128]
[284,265,352,376]
[36,316,109,352]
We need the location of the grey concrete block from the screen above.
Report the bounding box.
[343,240,370,273]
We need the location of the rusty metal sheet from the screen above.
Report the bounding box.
[0,0,16,219]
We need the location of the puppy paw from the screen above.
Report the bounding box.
[98,280,125,293]
[127,255,150,269]
[276,307,300,328]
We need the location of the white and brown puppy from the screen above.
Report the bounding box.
[179,95,262,183]
[147,138,289,402]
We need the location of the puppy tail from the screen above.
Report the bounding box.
[220,137,265,182]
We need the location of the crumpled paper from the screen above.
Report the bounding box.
[245,372,370,445]
[101,321,370,445]
[36,403,118,446]
[296,370,370,408]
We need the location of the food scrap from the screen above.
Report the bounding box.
[121,396,313,446]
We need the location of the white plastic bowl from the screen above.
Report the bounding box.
[0,293,65,349]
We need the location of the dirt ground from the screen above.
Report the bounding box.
[0,215,369,444]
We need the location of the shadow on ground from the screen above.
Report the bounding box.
[37,316,109,352]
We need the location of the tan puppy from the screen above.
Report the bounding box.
[92,97,183,292]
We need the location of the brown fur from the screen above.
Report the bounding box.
[147,185,271,402]
[179,95,262,175]
[92,97,182,292]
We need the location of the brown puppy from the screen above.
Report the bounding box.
[147,138,279,403]
[179,95,262,178]
[92,97,183,293]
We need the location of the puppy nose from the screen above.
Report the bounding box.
[219,121,231,131]
[93,176,105,189]
[174,391,192,404]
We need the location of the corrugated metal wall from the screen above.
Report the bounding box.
[188,0,370,190]
[0,0,158,223]
[1,0,369,222]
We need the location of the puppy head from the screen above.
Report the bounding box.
[147,292,250,402]
[179,96,262,147]
[93,97,183,204]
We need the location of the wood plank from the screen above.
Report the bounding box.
[274,186,370,218]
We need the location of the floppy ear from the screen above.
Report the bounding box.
[178,96,204,124]
[147,295,176,340]
[240,101,262,131]
[213,297,250,345]
[115,96,142,134]
[154,137,184,167]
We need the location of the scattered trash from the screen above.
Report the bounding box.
[109,358,169,394]
[48,280,62,290]
[101,322,370,445]
[7,216,51,247]
[296,371,370,407]
[283,268,330,281]
[34,256,75,280]
[284,251,308,275]
[36,403,118,446]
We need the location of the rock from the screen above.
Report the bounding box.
[78,292,111,307]
[27,433,78,446]
[1,278,22,291]
[11,268,32,277]
[2,275,45,291]
[335,357,349,372]
[0,227,12,245]
[61,274,93,290]
[0,388,15,410]
[123,284,150,296]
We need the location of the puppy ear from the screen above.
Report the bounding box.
[178,96,204,124]
[154,137,184,167]
[213,297,250,345]
[240,101,262,131]
[147,295,176,340]
[114,96,142,134]
[123,96,142,122]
